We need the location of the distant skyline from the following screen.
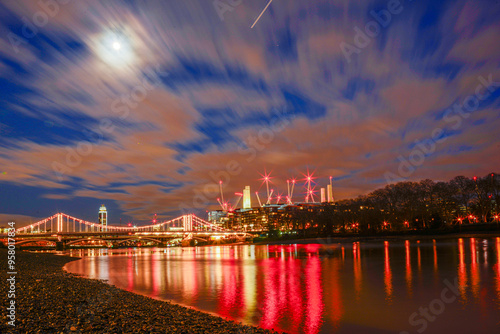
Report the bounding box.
[0,0,499,226]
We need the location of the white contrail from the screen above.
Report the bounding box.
[251,0,273,29]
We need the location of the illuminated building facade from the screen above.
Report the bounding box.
[209,202,330,231]
[208,210,229,226]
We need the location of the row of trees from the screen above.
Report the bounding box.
[268,173,499,235]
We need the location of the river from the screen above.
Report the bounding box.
[64,236,500,333]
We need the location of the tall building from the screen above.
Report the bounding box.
[243,186,252,209]
[98,204,107,231]
[321,188,326,203]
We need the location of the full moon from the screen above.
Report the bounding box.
[96,30,135,68]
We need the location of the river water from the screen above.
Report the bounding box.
[64,237,500,333]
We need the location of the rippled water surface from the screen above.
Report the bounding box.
[64,237,500,333]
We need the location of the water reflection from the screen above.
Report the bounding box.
[353,242,362,298]
[433,239,438,275]
[457,238,467,302]
[470,238,480,299]
[384,241,393,301]
[66,237,500,334]
[405,240,412,296]
[305,257,323,334]
[496,238,500,306]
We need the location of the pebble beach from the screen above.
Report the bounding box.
[0,249,280,334]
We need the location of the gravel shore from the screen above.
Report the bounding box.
[0,249,280,334]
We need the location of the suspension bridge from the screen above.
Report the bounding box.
[2,213,253,249]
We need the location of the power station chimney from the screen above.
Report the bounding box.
[327,184,334,203]
[243,186,252,209]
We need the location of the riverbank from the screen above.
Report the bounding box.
[255,229,500,245]
[0,249,279,333]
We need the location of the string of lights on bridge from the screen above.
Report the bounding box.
[15,213,224,234]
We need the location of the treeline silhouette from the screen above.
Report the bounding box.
[269,173,499,236]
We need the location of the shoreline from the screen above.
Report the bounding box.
[255,230,500,245]
[61,260,245,328]
[0,249,279,333]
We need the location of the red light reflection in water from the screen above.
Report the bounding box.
[143,253,150,293]
[417,242,421,273]
[286,257,304,332]
[257,245,325,333]
[219,254,245,319]
[127,253,134,291]
[325,258,343,331]
[458,238,468,301]
[433,239,438,273]
[63,241,500,334]
[259,259,281,330]
[305,256,324,334]
[405,240,412,296]
[152,252,160,297]
[278,258,288,323]
[353,242,362,298]
[384,241,393,301]
[470,238,480,299]
[188,250,199,302]
[496,238,500,304]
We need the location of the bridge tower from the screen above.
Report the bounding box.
[183,215,193,231]
[57,213,63,232]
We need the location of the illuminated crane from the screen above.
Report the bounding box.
[255,192,263,207]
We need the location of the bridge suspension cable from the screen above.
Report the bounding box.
[15,213,224,234]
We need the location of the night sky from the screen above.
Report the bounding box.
[0,0,499,226]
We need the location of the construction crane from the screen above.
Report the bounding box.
[255,192,263,207]
[232,192,243,210]
[266,189,274,205]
